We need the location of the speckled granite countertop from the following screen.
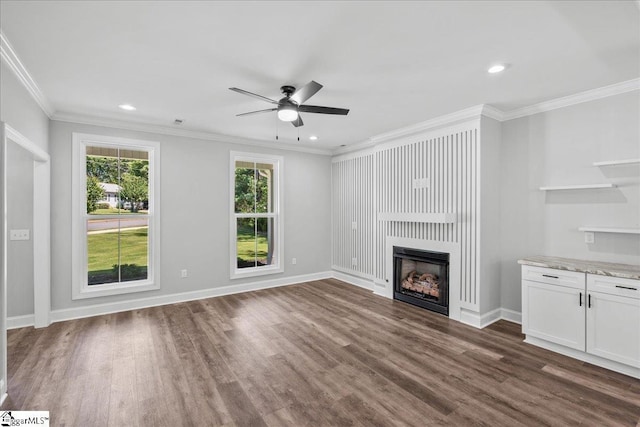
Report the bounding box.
[518,256,640,281]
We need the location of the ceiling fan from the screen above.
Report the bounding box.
[229,80,349,128]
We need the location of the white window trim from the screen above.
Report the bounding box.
[230,151,284,279]
[72,133,161,299]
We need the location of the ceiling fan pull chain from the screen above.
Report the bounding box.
[275,114,279,140]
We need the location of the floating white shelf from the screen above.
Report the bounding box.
[593,158,640,167]
[578,227,640,235]
[539,183,616,191]
[377,212,456,224]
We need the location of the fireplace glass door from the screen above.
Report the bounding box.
[393,247,449,315]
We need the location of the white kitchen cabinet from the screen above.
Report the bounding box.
[586,274,640,367]
[522,266,585,351]
[521,263,640,378]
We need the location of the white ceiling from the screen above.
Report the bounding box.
[1,1,638,150]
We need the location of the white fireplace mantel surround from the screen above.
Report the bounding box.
[384,237,462,322]
[331,114,507,329]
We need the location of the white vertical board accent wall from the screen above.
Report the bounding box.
[331,153,375,279]
[332,117,501,321]
[374,125,479,309]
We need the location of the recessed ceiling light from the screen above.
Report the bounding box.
[309,135,318,141]
[487,64,506,74]
[118,104,136,111]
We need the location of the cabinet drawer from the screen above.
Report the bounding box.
[522,265,585,290]
[587,274,640,300]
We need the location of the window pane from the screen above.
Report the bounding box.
[256,217,275,266]
[237,218,257,268]
[235,162,256,213]
[86,154,119,215]
[87,219,119,285]
[255,167,273,214]
[86,148,149,215]
[119,150,149,215]
[119,217,149,282]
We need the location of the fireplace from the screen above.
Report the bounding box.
[393,246,449,316]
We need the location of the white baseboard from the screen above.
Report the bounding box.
[6,314,35,330]
[459,307,500,329]
[500,308,522,324]
[373,280,388,298]
[455,307,522,329]
[331,269,374,291]
[525,336,640,379]
[49,271,333,324]
[9,270,523,331]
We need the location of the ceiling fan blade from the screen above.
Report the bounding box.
[229,87,278,104]
[290,81,323,105]
[298,105,349,115]
[236,108,277,117]
[291,115,304,127]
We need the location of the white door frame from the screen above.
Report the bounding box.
[1,122,51,403]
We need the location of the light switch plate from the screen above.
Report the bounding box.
[412,178,430,190]
[10,229,30,241]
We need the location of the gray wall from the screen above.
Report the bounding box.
[500,91,640,312]
[479,116,503,313]
[6,143,34,317]
[1,62,50,319]
[49,120,332,311]
[0,62,49,152]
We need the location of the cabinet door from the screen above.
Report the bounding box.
[586,291,640,367]
[523,280,585,350]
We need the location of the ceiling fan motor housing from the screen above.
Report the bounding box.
[280,85,296,98]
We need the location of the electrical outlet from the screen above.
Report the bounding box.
[584,232,595,244]
[352,257,357,266]
[181,269,188,278]
[292,258,297,265]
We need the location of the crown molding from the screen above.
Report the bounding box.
[51,111,333,156]
[3,27,636,155]
[502,78,640,121]
[480,104,506,122]
[332,104,496,156]
[368,104,487,144]
[331,78,639,156]
[0,31,55,118]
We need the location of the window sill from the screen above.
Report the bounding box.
[72,279,160,300]
[230,265,283,280]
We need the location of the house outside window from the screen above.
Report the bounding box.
[230,151,283,279]
[72,133,161,299]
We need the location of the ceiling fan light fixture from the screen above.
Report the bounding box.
[277,106,298,122]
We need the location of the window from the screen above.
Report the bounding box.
[72,133,160,299]
[230,152,283,279]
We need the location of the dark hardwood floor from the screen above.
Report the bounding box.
[2,279,639,426]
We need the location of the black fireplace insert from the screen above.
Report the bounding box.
[393,246,449,316]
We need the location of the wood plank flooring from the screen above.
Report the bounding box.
[2,279,639,426]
